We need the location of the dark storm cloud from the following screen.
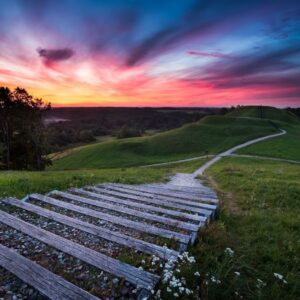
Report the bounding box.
[37,48,75,63]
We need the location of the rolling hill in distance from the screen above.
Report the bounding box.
[50,106,300,170]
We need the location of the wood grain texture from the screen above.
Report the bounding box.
[95,186,213,216]
[28,193,191,244]
[4,197,179,260]
[0,210,159,289]
[54,190,199,232]
[74,187,206,223]
[0,244,100,300]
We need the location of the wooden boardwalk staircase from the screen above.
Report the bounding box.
[0,182,218,299]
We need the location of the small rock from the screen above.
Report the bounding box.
[121,287,129,296]
[76,273,89,281]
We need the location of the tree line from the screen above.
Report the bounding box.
[0,87,51,170]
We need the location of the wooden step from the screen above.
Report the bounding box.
[0,244,99,300]
[109,183,218,204]
[95,186,214,216]
[54,190,200,232]
[72,188,205,223]
[144,184,217,197]
[3,197,178,260]
[0,210,159,290]
[97,185,217,209]
[28,194,191,244]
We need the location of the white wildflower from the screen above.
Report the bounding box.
[173,293,179,297]
[256,278,266,288]
[234,271,241,276]
[225,247,234,257]
[167,287,172,293]
[274,273,283,280]
[194,271,200,277]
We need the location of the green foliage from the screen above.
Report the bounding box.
[0,86,51,170]
[50,116,277,170]
[116,125,142,139]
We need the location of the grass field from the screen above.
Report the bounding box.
[50,116,278,170]
[0,157,208,199]
[189,158,300,300]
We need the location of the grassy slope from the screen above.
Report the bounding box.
[227,106,300,124]
[50,116,277,170]
[0,158,208,199]
[195,158,300,300]
[237,123,300,160]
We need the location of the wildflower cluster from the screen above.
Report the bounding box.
[224,247,234,257]
[159,252,197,299]
[256,278,266,289]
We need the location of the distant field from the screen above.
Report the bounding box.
[189,158,300,300]
[48,135,116,161]
[237,124,300,161]
[50,116,278,170]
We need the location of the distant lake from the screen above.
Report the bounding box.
[43,118,70,125]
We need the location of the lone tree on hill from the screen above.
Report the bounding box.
[0,87,51,170]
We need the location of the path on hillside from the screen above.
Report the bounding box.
[166,129,286,186]
[228,154,300,164]
[193,129,286,176]
[141,155,214,168]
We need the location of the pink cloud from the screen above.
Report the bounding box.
[187,51,229,58]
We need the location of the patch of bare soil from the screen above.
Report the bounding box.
[205,175,242,216]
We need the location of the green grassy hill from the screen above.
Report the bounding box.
[230,107,300,160]
[50,115,279,170]
[227,106,300,124]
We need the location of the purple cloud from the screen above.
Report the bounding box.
[187,51,229,58]
[37,47,75,63]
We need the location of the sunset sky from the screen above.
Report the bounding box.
[0,0,299,107]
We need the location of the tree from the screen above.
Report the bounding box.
[0,87,51,170]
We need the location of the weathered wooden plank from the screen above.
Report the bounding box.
[110,185,217,210]
[0,210,159,289]
[3,197,178,260]
[28,193,191,244]
[95,186,214,216]
[0,244,99,300]
[73,188,205,223]
[144,184,217,198]
[108,183,218,204]
[54,190,200,232]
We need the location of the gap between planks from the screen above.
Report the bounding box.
[0,244,100,300]
[0,210,159,290]
[71,187,206,223]
[91,186,213,217]
[28,193,191,245]
[51,190,200,232]
[3,197,179,260]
